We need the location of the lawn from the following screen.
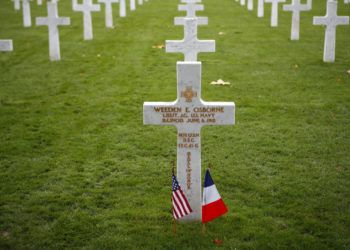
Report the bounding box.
[0,0,350,249]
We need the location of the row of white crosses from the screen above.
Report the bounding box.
[234,0,349,62]
[144,0,235,222]
[2,0,150,56]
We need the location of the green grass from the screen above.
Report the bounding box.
[1,0,350,248]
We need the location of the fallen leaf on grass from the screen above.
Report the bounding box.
[152,44,165,49]
[218,31,226,36]
[347,69,350,75]
[210,79,231,85]
[214,238,223,245]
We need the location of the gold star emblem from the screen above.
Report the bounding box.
[181,87,197,102]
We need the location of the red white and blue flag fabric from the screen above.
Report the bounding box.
[172,174,192,220]
[202,169,228,223]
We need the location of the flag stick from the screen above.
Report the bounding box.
[172,160,177,236]
[202,223,206,234]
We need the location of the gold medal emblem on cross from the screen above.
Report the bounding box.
[181,87,197,102]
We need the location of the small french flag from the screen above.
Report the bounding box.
[202,169,228,223]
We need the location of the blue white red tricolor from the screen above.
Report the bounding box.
[172,174,192,220]
[202,169,228,223]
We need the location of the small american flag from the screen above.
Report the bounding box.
[172,174,192,219]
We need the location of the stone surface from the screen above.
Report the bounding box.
[36,1,70,61]
[313,0,349,62]
[119,0,126,17]
[345,0,349,4]
[257,0,264,17]
[12,0,20,10]
[72,0,101,40]
[98,0,118,28]
[138,0,143,5]
[143,62,235,221]
[37,0,42,5]
[130,0,136,11]
[283,0,312,40]
[22,0,31,27]
[265,0,286,27]
[178,3,204,17]
[247,0,253,11]
[0,40,13,52]
[166,18,215,61]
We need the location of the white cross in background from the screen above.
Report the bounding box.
[0,40,13,52]
[247,0,253,11]
[313,0,349,62]
[119,0,126,17]
[36,1,70,61]
[257,0,264,17]
[265,0,286,27]
[21,0,32,27]
[178,2,204,18]
[283,0,312,40]
[72,0,101,40]
[166,18,215,62]
[98,0,118,28]
[12,0,21,10]
[130,0,136,11]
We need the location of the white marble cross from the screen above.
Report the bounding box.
[36,1,70,61]
[143,62,235,221]
[166,18,215,62]
[283,0,312,40]
[119,0,126,17]
[178,2,204,17]
[257,0,264,17]
[21,0,32,27]
[240,0,245,6]
[12,0,21,10]
[130,0,136,11]
[72,0,101,40]
[98,0,118,28]
[265,0,286,27]
[0,40,13,52]
[313,0,349,62]
[247,0,253,11]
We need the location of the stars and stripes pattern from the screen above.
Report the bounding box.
[172,173,192,220]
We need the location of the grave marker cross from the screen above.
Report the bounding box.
[265,0,286,27]
[166,18,215,62]
[98,0,118,28]
[143,62,235,221]
[73,0,101,40]
[0,40,13,52]
[36,1,70,61]
[283,0,312,40]
[313,0,349,62]
[178,3,204,18]
[257,0,264,17]
[12,0,21,10]
[21,0,32,27]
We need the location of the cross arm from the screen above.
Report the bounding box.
[174,17,208,25]
[55,18,71,26]
[36,17,48,26]
[199,101,235,126]
[144,101,179,126]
